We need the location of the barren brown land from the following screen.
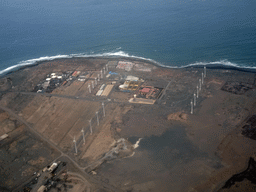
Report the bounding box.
[0,57,256,192]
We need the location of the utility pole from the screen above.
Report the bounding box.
[102,102,105,117]
[96,111,99,126]
[194,93,196,106]
[191,100,193,114]
[204,66,206,78]
[133,94,136,101]
[73,137,77,154]
[81,128,85,144]
[89,119,92,135]
[202,72,204,84]
[197,85,199,98]
[199,79,202,91]
[88,85,91,93]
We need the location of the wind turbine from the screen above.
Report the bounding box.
[81,128,85,144]
[73,136,77,154]
[102,102,105,117]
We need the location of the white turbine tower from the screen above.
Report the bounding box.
[194,93,196,106]
[88,85,91,93]
[73,136,77,154]
[197,85,199,98]
[191,100,193,114]
[102,102,105,117]
[81,128,85,144]
[89,119,92,135]
[96,111,99,126]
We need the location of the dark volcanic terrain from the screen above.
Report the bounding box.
[0,57,256,192]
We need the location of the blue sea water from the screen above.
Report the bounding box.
[0,0,256,74]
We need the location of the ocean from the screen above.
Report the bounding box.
[1,0,256,75]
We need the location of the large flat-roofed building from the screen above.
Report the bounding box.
[101,85,114,97]
[116,61,134,71]
[134,64,152,72]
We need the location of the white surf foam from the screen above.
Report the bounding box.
[170,59,256,70]
[0,54,72,75]
[0,51,255,76]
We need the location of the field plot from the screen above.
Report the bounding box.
[52,80,85,96]
[76,80,96,96]
[22,96,101,150]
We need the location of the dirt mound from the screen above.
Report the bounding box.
[167,112,187,122]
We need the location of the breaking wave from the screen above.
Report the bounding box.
[0,51,255,75]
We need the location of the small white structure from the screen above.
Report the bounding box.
[106,74,111,78]
[119,84,128,90]
[43,81,49,89]
[100,84,105,90]
[96,90,103,96]
[37,185,46,192]
[126,76,139,81]
[0,134,8,141]
[48,163,58,173]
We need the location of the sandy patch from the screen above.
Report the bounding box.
[82,124,115,161]
[167,112,187,122]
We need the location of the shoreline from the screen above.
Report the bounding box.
[1,55,256,78]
